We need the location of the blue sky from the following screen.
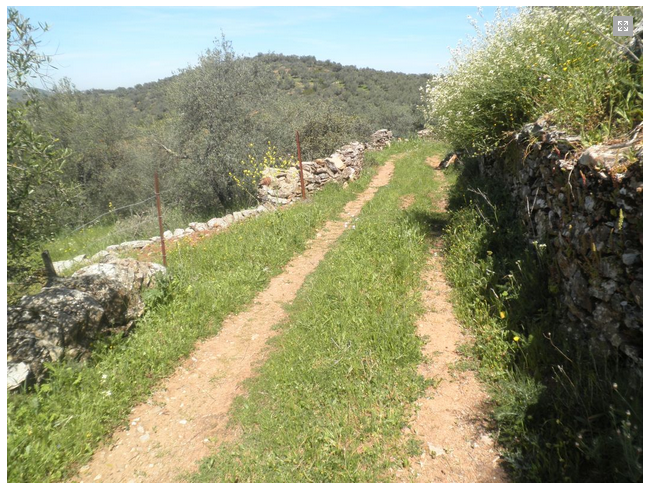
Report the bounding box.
[13,6,504,90]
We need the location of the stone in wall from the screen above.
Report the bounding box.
[370,129,393,150]
[257,131,391,204]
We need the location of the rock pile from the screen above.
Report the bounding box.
[7,258,166,389]
[473,118,643,365]
[370,129,393,150]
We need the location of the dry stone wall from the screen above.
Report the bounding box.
[258,130,392,205]
[471,118,643,366]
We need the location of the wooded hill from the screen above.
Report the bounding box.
[81,53,429,134]
[26,50,429,225]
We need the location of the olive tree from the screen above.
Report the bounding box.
[7,8,70,288]
[165,38,278,215]
[35,79,142,223]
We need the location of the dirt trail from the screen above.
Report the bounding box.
[75,160,396,483]
[395,157,508,483]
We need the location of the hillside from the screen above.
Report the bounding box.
[15,49,430,240]
[7,6,643,484]
[81,53,428,135]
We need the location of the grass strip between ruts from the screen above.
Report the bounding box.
[191,140,450,482]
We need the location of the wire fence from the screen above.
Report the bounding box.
[70,195,158,234]
[49,182,181,266]
[49,135,313,268]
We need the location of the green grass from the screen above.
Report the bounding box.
[190,140,450,482]
[443,159,642,482]
[7,206,206,304]
[7,167,377,483]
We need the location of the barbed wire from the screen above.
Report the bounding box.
[71,194,157,233]
[70,188,174,234]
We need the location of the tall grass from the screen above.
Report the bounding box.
[422,6,643,151]
[443,160,642,482]
[7,170,375,483]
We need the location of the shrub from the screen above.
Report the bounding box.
[421,6,643,151]
[7,8,72,294]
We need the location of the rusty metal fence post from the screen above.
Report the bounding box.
[295,131,307,200]
[154,171,167,267]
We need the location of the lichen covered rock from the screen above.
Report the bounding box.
[7,258,166,389]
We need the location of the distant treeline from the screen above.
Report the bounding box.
[83,53,428,135]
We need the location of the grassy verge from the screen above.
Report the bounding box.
[190,140,449,482]
[7,167,376,483]
[443,160,642,482]
[45,206,199,263]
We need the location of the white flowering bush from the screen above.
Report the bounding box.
[422,6,643,152]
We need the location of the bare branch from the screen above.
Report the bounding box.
[152,139,189,159]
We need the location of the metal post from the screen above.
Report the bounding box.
[154,171,167,267]
[295,131,307,200]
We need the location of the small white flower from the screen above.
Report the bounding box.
[103,390,112,397]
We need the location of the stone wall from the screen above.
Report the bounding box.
[469,119,643,365]
[258,129,392,205]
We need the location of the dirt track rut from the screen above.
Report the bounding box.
[395,157,507,483]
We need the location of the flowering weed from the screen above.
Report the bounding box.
[422,6,643,151]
